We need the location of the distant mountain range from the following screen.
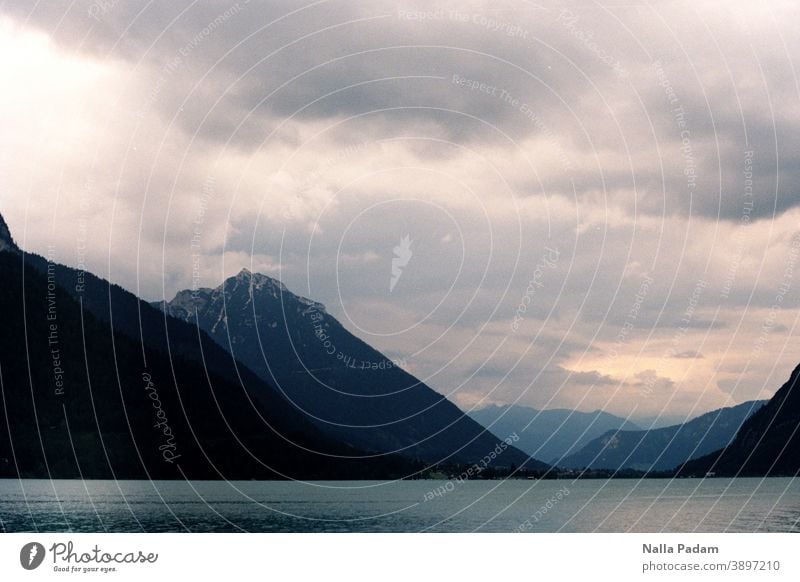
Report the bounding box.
[631,414,695,430]
[559,400,765,472]
[468,404,641,463]
[155,270,540,469]
[678,365,800,477]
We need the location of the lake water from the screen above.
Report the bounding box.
[1,478,798,533]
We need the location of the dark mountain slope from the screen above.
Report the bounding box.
[0,251,416,480]
[2,216,418,463]
[19,246,258,394]
[560,400,765,471]
[678,365,800,477]
[156,271,542,469]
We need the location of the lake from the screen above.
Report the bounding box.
[1,478,798,532]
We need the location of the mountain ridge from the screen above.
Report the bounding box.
[468,404,642,463]
[677,365,800,477]
[559,400,766,471]
[0,251,420,479]
[156,268,543,469]
[0,213,17,253]
[0,211,423,478]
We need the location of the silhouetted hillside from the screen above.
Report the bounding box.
[678,365,800,477]
[0,245,417,479]
[560,401,764,471]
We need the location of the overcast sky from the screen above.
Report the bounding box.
[1,0,798,421]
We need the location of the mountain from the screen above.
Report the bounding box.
[468,404,641,463]
[559,400,765,472]
[0,252,425,479]
[0,214,417,479]
[156,271,542,469]
[678,365,800,477]
[630,414,694,430]
[0,213,17,253]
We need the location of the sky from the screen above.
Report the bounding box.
[1,0,798,422]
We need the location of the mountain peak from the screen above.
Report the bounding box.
[155,265,537,470]
[226,267,288,294]
[0,211,19,253]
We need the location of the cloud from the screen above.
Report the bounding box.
[566,368,618,387]
[672,350,704,359]
[1,0,799,418]
[8,0,800,219]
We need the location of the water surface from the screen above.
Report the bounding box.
[1,478,798,532]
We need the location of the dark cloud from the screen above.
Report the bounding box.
[7,0,799,219]
[2,0,799,418]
